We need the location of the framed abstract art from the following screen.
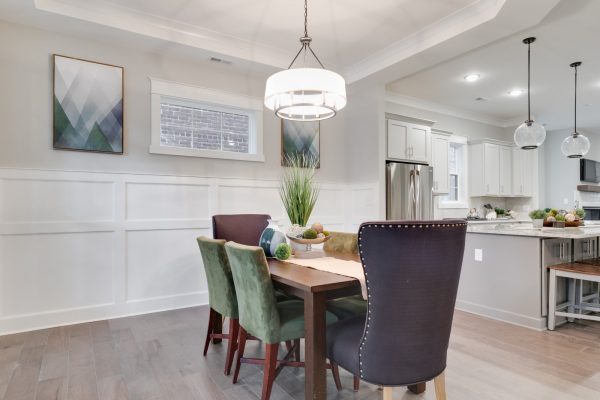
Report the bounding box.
[53,54,124,153]
[281,119,320,168]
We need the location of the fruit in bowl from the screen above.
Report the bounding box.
[303,229,318,239]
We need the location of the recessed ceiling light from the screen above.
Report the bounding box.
[464,74,480,82]
[508,89,524,97]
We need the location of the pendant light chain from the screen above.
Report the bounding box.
[304,0,308,38]
[287,0,325,69]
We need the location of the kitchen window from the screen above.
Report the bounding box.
[149,78,264,162]
[439,139,468,208]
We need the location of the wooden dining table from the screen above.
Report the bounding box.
[267,252,427,399]
[267,252,360,399]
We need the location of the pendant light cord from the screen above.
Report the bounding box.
[574,64,578,135]
[287,0,325,69]
[527,41,531,123]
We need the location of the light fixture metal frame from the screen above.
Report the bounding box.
[514,37,546,150]
[562,61,590,159]
[264,0,346,121]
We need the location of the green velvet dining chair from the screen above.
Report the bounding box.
[324,232,367,321]
[323,231,367,391]
[224,241,341,400]
[197,236,241,376]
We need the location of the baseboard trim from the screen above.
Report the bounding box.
[456,300,547,331]
[0,291,209,335]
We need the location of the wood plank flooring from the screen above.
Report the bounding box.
[1,307,600,400]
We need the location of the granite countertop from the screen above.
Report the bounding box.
[467,222,600,239]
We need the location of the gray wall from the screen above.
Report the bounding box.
[544,128,600,209]
[385,102,513,142]
[0,20,348,182]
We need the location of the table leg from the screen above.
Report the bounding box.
[408,382,426,394]
[304,291,327,400]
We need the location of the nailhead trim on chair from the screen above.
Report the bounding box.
[356,221,467,379]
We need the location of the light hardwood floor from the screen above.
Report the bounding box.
[1,307,599,400]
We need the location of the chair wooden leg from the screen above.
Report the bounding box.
[232,327,248,384]
[293,339,301,362]
[434,371,447,400]
[224,318,239,376]
[548,269,557,330]
[330,362,342,391]
[408,382,426,394]
[261,343,279,400]
[212,312,223,344]
[383,387,393,400]
[203,307,217,356]
[353,375,360,391]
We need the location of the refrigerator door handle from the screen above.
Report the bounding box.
[408,170,415,219]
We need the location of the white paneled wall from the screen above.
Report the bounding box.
[0,168,378,334]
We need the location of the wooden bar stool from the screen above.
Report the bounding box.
[548,262,600,330]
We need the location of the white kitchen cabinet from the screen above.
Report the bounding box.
[431,133,450,194]
[499,146,512,196]
[470,143,500,196]
[386,119,430,163]
[512,148,534,197]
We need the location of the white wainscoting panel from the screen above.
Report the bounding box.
[0,168,379,335]
[126,229,209,302]
[1,178,114,223]
[126,182,211,221]
[0,232,115,316]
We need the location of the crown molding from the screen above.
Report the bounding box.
[34,0,507,84]
[34,0,295,70]
[344,0,506,83]
[385,91,525,128]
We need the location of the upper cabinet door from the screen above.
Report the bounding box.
[387,119,408,160]
[512,148,534,197]
[499,146,513,196]
[407,125,430,163]
[483,143,500,195]
[431,134,449,194]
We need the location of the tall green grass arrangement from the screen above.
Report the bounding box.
[279,153,320,227]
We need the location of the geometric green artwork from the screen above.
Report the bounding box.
[53,55,123,153]
[281,119,320,168]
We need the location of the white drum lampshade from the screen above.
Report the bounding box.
[264,68,346,121]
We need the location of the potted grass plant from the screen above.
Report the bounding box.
[529,209,546,228]
[279,153,320,241]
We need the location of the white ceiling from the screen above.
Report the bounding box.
[99,0,474,67]
[0,0,559,84]
[387,0,600,132]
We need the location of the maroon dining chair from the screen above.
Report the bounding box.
[212,214,271,245]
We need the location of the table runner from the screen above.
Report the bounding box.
[284,257,367,299]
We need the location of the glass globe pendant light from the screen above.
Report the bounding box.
[561,62,590,158]
[514,37,546,149]
[264,0,346,121]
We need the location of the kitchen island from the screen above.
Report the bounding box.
[458,222,598,330]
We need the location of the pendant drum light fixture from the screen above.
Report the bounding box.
[561,62,590,158]
[514,37,546,150]
[264,0,346,121]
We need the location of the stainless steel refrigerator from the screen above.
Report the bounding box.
[386,162,434,220]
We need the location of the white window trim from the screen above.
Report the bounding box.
[439,135,469,209]
[149,77,264,162]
